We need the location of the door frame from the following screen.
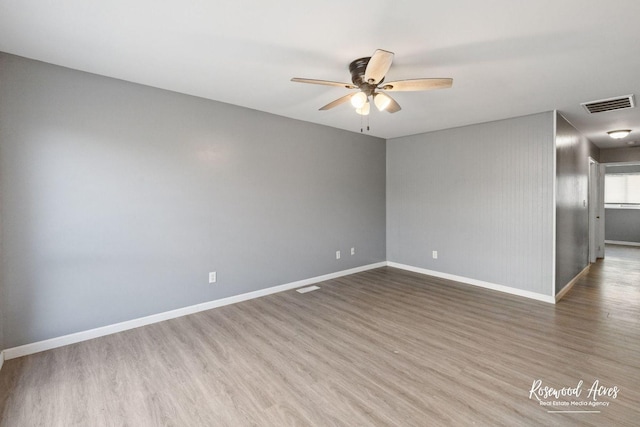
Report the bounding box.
[588,157,603,262]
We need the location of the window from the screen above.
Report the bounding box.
[605,173,640,205]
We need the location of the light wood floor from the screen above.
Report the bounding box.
[1,245,639,426]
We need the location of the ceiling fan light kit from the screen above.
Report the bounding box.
[351,91,368,108]
[291,49,453,119]
[374,92,392,111]
[355,102,370,116]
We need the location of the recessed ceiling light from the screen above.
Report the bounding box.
[608,129,631,139]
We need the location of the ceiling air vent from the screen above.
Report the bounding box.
[581,94,635,114]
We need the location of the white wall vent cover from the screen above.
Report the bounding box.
[581,94,635,114]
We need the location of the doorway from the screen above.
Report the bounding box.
[601,161,640,256]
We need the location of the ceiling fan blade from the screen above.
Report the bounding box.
[319,93,355,111]
[385,94,402,113]
[380,78,453,92]
[364,49,394,85]
[291,78,356,89]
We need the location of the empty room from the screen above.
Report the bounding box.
[1,1,639,426]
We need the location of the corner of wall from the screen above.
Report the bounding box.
[554,114,591,294]
[387,112,556,297]
[0,157,5,355]
[588,141,601,163]
[552,111,558,296]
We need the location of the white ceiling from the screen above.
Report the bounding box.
[2,0,640,149]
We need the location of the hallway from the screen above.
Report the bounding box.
[562,244,640,325]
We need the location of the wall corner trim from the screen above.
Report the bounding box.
[2,261,387,360]
[387,262,555,304]
[552,109,558,297]
[555,264,590,303]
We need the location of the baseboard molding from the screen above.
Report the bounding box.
[605,240,640,247]
[555,264,590,303]
[3,262,386,360]
[387,262,555,304]
[0,350,4,372]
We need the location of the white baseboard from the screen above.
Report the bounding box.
[0,350,4,372]
[555,264,590,302]
[605,240,640,247]
[387,262,555,304]
[2,262,386,360]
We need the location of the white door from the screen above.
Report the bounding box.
[588,159,598,263]
[596,163,606,259]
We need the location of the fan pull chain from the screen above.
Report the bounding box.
[360,111,371,133]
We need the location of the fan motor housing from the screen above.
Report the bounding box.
[349,57,383,95]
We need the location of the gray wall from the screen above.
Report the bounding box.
[606,164,640,174]
[605,208,640,243]
[387,112,555,295]
[604,164,640,244]
[600,146,640,163]
[588,140,600,162]
[555,113,590,293]
[0,53,386,349]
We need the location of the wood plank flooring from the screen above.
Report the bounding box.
[1,245,639,426]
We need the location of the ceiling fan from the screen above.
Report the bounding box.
[291,49,453,115]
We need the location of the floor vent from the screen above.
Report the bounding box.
[296,285,320,294]
[581,94,635,114]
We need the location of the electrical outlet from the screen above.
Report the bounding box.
[351,247,355,255]
[209,271,217,283]
[336,250,341,260]
[432,251,438,259]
